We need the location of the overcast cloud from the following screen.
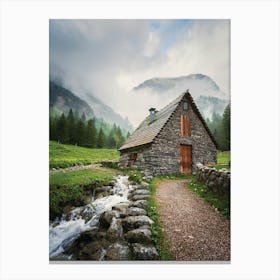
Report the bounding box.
[50,19,230,126]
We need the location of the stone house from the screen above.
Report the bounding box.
[119,90,218,176]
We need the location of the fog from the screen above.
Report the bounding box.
[50,19,230,127]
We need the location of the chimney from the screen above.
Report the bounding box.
[149,107,156,123]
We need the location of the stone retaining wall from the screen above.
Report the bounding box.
[64,180,159,261]
[196,163,230,199]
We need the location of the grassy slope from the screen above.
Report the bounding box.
[217,151,230,164]
[49,141,120,169]
[50,167,117,187]
[215,151,230,170]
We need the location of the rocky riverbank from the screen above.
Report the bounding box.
[50,176,159,261]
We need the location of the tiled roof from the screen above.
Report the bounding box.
[119,91,217,151]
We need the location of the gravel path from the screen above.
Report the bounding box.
[156,180,230,261]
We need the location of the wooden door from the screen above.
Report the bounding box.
[180,145,192,174]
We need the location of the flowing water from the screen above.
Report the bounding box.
[49,175,131,259]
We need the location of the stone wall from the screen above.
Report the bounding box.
[63,180,159,261]
[196,163,230,199]
[150,95,217,176]
[120,94,217,177]
[119,144,154,176]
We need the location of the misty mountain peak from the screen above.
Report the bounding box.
[132,73,229,120]
[133,73,221,94]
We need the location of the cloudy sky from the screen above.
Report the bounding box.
[49,19,230,126]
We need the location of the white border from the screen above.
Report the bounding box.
[0,1,279,280]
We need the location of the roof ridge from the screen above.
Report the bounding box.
[119,91,187,150]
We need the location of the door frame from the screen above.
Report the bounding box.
[180,144,192,174]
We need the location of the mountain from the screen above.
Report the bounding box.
[50,81,95,119]
[49,81,134,131]
[82,93,134,132]
[132,74,230,119]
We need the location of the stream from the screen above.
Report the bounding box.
[49,175,131,259]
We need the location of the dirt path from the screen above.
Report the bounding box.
[156,180,230,261]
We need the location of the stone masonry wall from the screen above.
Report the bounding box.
[196,163,230,199]
[120,94,217,176]
[119,144,154,176]
[149,94,217,176]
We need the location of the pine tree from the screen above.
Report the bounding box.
[81,112,86,122]
[115,126,125,148]
[67,109,76,145]
[221,104,230,151]
[49,116,57,141]
[85,118,97,148]
[55,113,69,144]
[107,127,116,148]
[76,118,86,146]
[97,128,106,148]
[126,131,131,139]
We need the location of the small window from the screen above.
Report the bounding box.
[181,115,191,136]
[130,153,137,161]
[183,102,188,111]
[128,153,137,167]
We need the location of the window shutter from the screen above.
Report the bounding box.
[181,115,184,135]
[185,115,191,136]
[181,115,191,136]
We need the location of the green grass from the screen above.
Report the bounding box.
[187,175,230,219]
[214,165,230,170]
[49,141,120,169]
[50,167,116,187]
[217,151,230,165]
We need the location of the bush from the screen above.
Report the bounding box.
[188,175,230,219]
[127,170,143,184]
[49,185,84,220]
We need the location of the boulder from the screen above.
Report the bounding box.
[107,218,123,242]
[125,228,152,244]
[132,243,159,260]
[81,195,93,205]
[95,186,110,194]
[78,228,99,242]
[105,242,131,260]
[127,207,147,216]
[131,194,150,201]
[143,176,153,181]
[133,189,150,196]
[108,180,116,186]
[77,240,107,260]
[112,203,129,218]
[130,200,149,209]
[141,182,150,188]
[65,228,107,257]
[96,191,109,199]
[99,210,120,228]
[133,184,149,190]
[122,215,153,231]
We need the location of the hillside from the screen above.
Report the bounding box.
[50,81,94,119]
[50,81,133,132]
[82,93,134,132]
